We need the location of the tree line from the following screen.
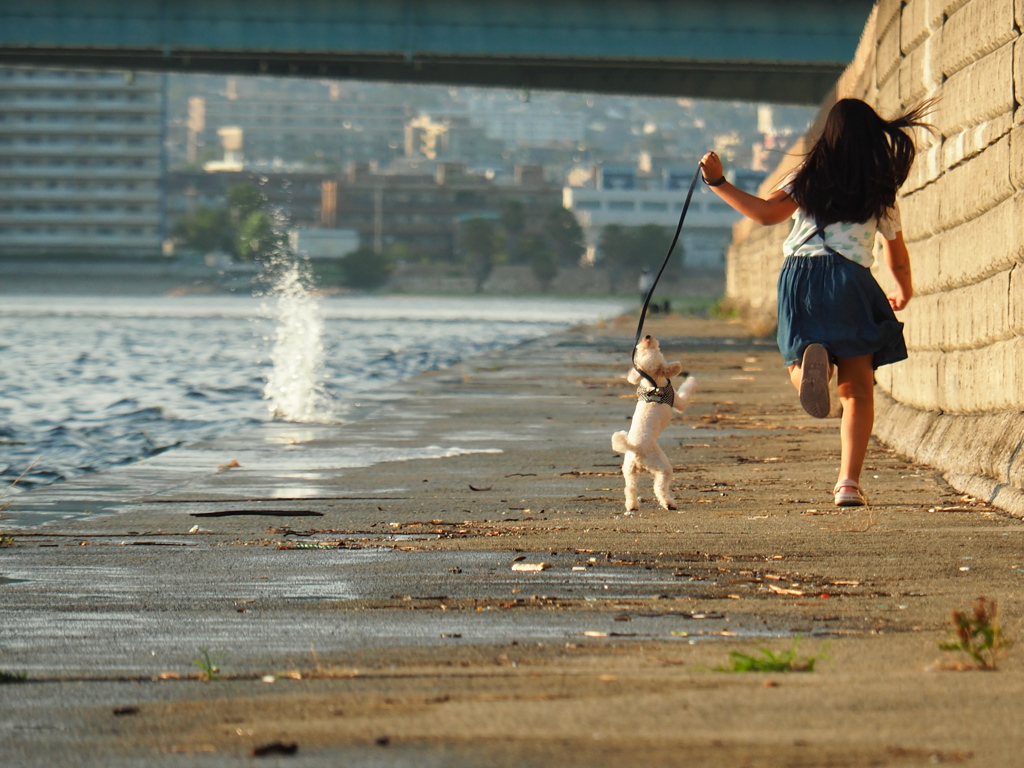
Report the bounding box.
[171,183,683,292]
[171,183,283,264]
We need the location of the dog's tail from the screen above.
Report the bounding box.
[611,430,633,455]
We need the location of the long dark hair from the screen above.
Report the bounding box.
[788,98,935,226]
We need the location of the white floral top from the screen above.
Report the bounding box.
[781,179,901,268]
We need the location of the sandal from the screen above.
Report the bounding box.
[799,343,831,418]
[834,479,868,507]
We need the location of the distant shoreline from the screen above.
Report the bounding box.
[0,258,725,300]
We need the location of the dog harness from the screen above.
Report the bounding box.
[636,380,674,407]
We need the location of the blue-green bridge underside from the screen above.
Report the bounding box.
[0,1,873,103]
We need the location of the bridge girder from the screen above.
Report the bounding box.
[0,0,873,103]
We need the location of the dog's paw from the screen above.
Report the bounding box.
[660,500,677,511]
[673,376,697,412]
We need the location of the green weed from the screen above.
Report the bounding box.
[939,596,1010,670]
[718,637,829,673]
[0,458,40,540]
[661,295,721,317]
[192,647,225,681]
[710,298,740,320]
[0,670,27,684]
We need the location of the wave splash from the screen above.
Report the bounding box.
[261,259,328,422]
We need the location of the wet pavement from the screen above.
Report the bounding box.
[1,541,770,677]
[3,315,1024,766]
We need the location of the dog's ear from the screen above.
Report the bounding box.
[627,368,641,385]
[663,361,683,378]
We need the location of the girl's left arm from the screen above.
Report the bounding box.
[882,231,912,310]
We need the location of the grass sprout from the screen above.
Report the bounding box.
[939,596,1010,670]
[0,457,41,543]
[718,637,829,673]
[192,647,225,681]
[0,457,39,507]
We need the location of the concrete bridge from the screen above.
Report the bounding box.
[0,0,873,104]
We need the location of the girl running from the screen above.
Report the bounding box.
[700,98,933,506]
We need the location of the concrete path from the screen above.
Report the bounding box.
[2,315,1023,767]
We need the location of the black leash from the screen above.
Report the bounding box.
[632,165,702,385]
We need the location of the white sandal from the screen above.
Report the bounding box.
[799,344,831,418]
[834,479,868,507]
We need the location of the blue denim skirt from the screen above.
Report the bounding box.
[776,252,907,369]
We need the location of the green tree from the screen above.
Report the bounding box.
[234,211,283,263]
[632,224,678,275]
[461,217,498,292]
[598,224,630,265]
[386,242,415,265]
[227,183,266,224]
[524,234,558,292]
[339,246,394,290]
[598,224,682,295]
[544,206,585,267]
[171,206,232,255]
[500,200,527,265]
[598,224,632,293]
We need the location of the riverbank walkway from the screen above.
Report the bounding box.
[3,314,1023,766]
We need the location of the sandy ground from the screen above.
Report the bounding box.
[2,313,1024,767]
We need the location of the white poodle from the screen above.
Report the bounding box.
[611,335,696,511]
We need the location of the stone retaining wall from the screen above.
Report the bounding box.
[725,0,1024,516]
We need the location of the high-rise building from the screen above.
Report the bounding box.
[330,162,560,260]
[563,166,741,269]
[0,67,166,259]
[460,90,587,148]
[404,114,505,166]
[188,93,409,168]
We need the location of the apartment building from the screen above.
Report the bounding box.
[563,166,746,269]
[330,162,561,260]
[188,94,409,168]
[0,67,165,259]
[404,114,505,167]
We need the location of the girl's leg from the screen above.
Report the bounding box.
[787,364,800,391]
[787,356,833,390]
[835,354,875,485]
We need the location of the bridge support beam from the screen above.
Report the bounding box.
[0,0,873,104]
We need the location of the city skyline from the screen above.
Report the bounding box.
[1,67,815,276]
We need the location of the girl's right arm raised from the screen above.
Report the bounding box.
[700,152,796,226]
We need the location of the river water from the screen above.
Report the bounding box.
[0,273,626,495]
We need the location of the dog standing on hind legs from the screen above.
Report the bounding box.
[611,335,697,511]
